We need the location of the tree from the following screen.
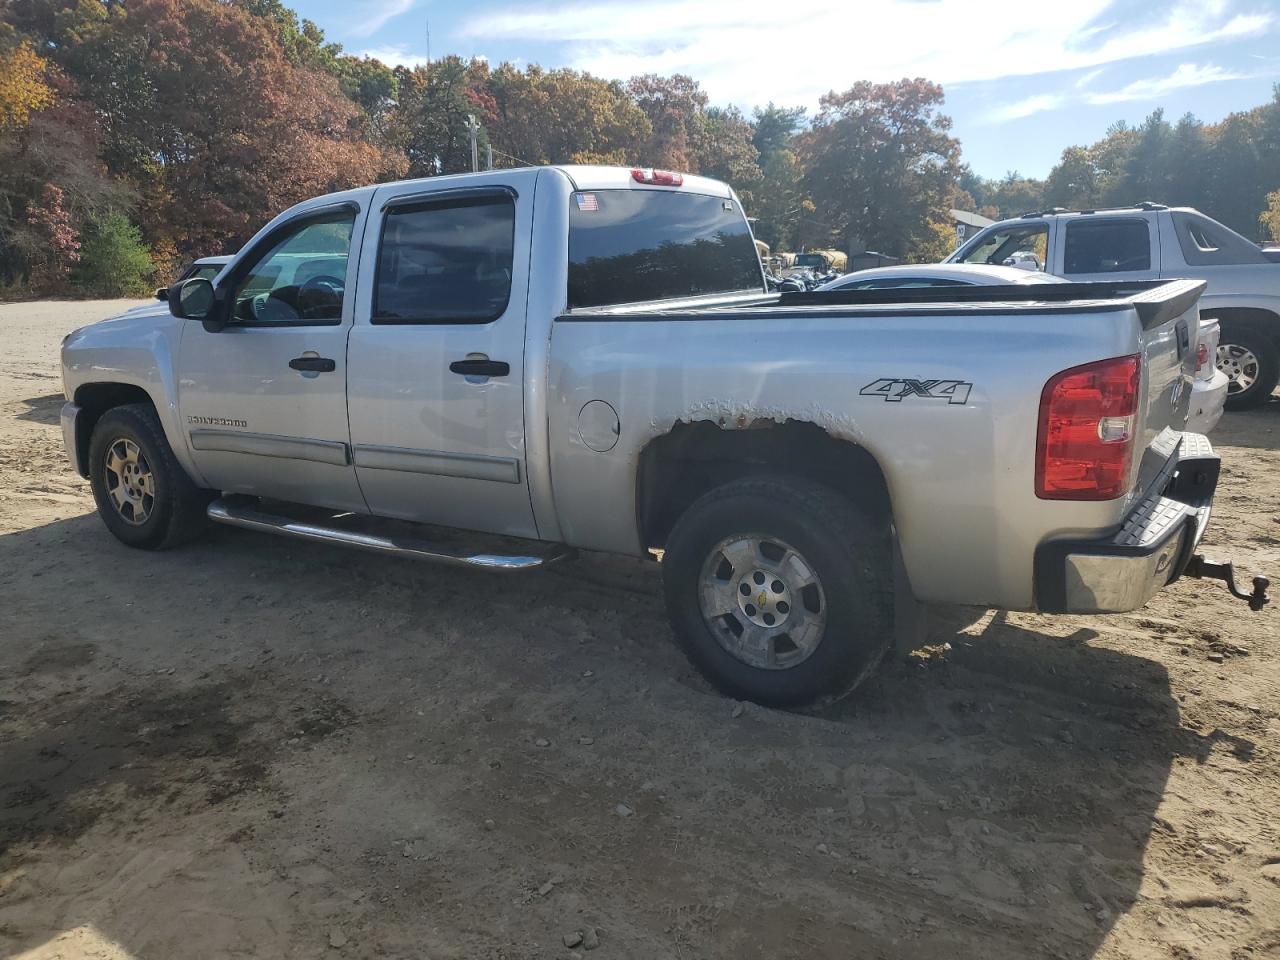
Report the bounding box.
[986,172,1044,219]
[485,63,650,167]
[627,73,708,169]
[752,103,805,162]
[22,183,80,290]
[691,106,760,205]
[1043,147,1100,209]
[797,79,960,258]
[389,56,494,177]
[0,43,54,130]
[1261,190,1280,243]
[74,211,153,296]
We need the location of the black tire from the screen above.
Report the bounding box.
[1218,326,1279,411]
[662,475,892,708]
[88,403,213,550]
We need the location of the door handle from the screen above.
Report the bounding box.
[289,356,336,373]
[449,359,510,378]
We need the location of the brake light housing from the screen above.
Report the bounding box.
[631,168,683,186]
[1035,355,1141,500]
[1196,341,1209,373]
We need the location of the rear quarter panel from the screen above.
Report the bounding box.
[549,305,1156,610]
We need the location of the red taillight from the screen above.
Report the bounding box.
[1196,341,1209,372]
[631,168,683,186]
[1036,355,1141,500]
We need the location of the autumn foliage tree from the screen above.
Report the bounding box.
[798,79,961,259]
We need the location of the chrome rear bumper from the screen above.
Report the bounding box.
[1034,433,1218,614]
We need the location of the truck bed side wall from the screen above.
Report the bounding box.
[548,307,1149,610]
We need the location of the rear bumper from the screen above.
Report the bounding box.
[61,401,86,477]
[1187,369,1229,435]
[1034,433,1219,614]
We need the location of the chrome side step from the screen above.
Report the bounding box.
[206,496,574,571]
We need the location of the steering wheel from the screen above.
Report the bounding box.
[297,275,345,319]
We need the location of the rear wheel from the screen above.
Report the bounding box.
[1217,327,1279,411]
[88,403,213,549]
[662,475,892,708]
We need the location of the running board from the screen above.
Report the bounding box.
[206,496,574,571]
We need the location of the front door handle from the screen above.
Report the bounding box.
[449,359,510,378]
[289,356,336,373]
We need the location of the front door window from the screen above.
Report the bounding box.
[231,212,356,325]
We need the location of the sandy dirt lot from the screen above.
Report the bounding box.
[1,299,1278,960]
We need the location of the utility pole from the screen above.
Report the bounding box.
[486,143,493,171]
[466,115,480,173]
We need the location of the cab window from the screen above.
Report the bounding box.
[955,223,1048,271]
[231,211,355,325]
[1063,219,1150,274]
[373,194,515,324]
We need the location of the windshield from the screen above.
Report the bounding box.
[568,190,763,308]
[954,223,1048,271]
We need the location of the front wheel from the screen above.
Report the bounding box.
[1217,327,1279,411]
[662,476,892,708]
[88,403,213,550]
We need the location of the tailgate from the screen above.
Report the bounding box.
[1130,279,1206,497]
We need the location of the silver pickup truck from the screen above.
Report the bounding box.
[59,166,1268,707]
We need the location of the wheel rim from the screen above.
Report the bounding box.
[697,535,827,670]
[1217,343,1259,395]
[103,438,155,525]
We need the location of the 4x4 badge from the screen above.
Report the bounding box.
[859,378,973,405]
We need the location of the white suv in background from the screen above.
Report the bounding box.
[948,205,1280,410]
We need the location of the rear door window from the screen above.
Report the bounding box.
[1063,219,1151,274]
[374,194,515,325]
[568,190,763,308]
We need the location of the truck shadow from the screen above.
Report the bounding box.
[14,392,64,425]
[0,515,1238,960]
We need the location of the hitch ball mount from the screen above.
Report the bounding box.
[1185,554,1270,612]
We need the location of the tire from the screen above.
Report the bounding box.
[662,475,892,708]
[1217,326,1279,411]
[88,403,213,550]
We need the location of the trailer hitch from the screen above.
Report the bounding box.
[1184,554,1270,612]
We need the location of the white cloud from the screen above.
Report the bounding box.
[984,60,1257,123]
[458,0,1273,108]
[357,45,430,68]
[1085,62,1248,103]
[347,0,416,39]
[986,94,1068,123]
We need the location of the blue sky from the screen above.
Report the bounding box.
[288,0,1280,179]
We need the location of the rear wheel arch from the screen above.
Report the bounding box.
[635,418,894,551]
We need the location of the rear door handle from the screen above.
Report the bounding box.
[289,356,336,373]
[449,359,510,378]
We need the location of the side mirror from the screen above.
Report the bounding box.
[155,287,169,302]
[168,277,225,331]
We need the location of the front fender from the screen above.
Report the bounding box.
[61,309,209,487]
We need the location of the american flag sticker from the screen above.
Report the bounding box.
[575,192,599,211]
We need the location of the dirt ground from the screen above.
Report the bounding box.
[1,299,1278,960]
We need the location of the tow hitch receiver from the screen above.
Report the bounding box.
[1185,554,1270,611]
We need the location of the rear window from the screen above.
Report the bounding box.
[1063,219,1150,274]
[568,190,762,308]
